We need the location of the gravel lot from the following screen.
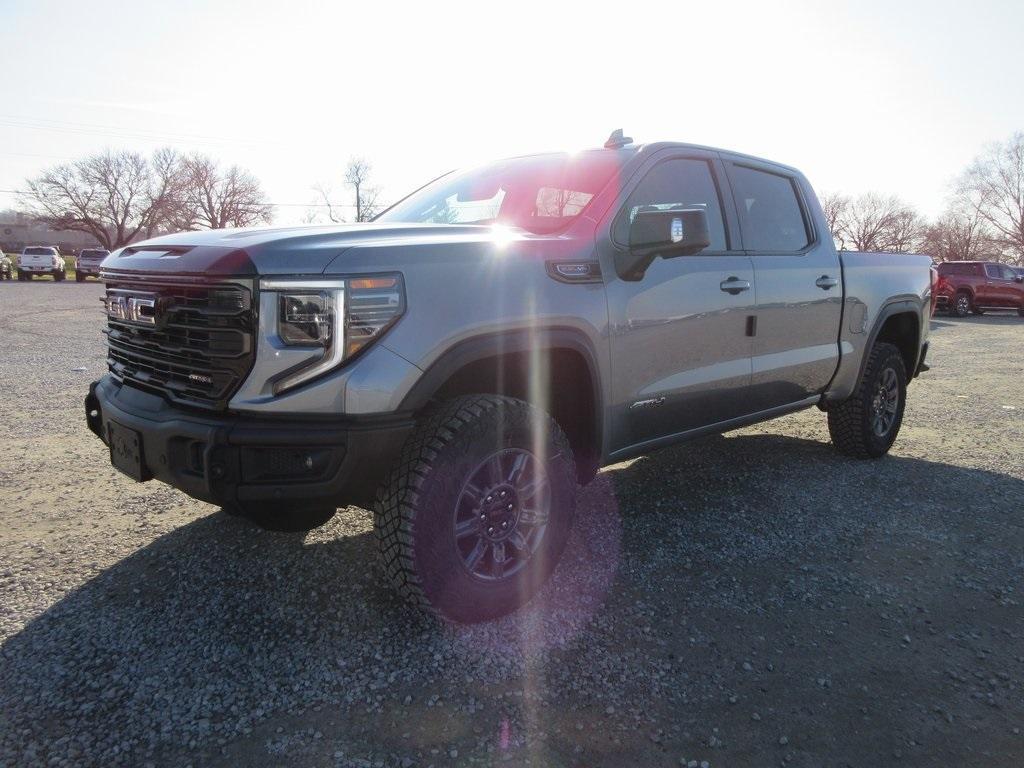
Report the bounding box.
[1,281,1022,768]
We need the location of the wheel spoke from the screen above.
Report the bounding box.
[464,539,486,572]
[508,530,529,554]
[454,517,478,540]
[507,451,529,485]
[491,542,506,578]
[518,475,546,502]
[519,506,549,527]
[462,481,485,506]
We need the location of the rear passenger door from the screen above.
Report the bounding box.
[984,263,1017,306]
[724,160,843,410]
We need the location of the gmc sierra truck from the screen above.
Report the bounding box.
[85,132,932,622]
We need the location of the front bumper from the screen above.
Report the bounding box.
[86,375,414,509]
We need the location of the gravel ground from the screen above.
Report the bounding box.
[1,281,1022,768]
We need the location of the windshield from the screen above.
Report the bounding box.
[378,152,626,234]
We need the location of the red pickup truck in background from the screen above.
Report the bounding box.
[935,261,1024,317]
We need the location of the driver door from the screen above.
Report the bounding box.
[597,152,756,458]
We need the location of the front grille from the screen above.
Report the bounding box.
[102,275,255,409]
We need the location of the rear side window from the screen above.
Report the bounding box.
[730,165,810,252]
[613,158,728,250]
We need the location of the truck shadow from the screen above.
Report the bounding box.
[3,433,1024,764]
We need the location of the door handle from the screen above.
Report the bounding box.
[720,276,751,295]
[815,275,839,290]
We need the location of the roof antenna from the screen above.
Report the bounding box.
[604,128,633,149]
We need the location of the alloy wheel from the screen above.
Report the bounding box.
[870,367,900,437]
[453,448,550,582]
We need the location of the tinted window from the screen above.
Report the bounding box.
[730,165,810,252]
[79,249,108,258]
[985,264,1001,278]
[24,247,56,256]
[613,158,727,250]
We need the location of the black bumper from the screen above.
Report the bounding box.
[86,376,414,509]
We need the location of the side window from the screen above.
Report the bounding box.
[730,165,810,252]
[985,264,1001,279]
[613,158,728,250]
[999,265,1016,280]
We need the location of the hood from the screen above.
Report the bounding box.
[99,222,575,277]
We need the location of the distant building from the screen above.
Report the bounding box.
[0,211,103,255]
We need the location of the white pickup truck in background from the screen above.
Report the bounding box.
[18,246,66,281]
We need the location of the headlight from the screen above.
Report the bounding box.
[261,274,404,394]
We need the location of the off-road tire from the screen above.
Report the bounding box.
[828,342,907,459]
[238,504,336,532]
[375,394,577,623]
[953,291,972,317]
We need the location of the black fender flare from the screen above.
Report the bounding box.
[855,298,923,387]
[398,326,604,454]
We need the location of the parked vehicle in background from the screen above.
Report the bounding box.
[0,251,12,280]
[75,248,110,282]
[18,246,66,281]
[84,132,932,622]
[935,261,1024,317]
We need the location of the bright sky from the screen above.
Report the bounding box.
[2,0,1022,224]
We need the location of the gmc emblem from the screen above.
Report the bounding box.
[106,292,158,325]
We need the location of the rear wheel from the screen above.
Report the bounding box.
[375,395,576,623]
[76,272,84,282]
[827,342,907,459]
[953,291,972,317]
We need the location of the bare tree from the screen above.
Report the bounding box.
[818,191,850,247]
[955,132,1024,265]
[24,149,184,250]
[920,206,992,263]
[833,193,924,253]
[182,154,273,229]
[345,157,381,222]
[310,182,344,224]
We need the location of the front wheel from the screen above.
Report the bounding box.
[375,395,577,623]
[827,342,907,459]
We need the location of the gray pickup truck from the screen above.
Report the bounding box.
[85,132,932,622]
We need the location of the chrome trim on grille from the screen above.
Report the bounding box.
[102,277,256,410]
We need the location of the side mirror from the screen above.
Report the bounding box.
[616,208,711,281]
[1015,275,1023,283]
